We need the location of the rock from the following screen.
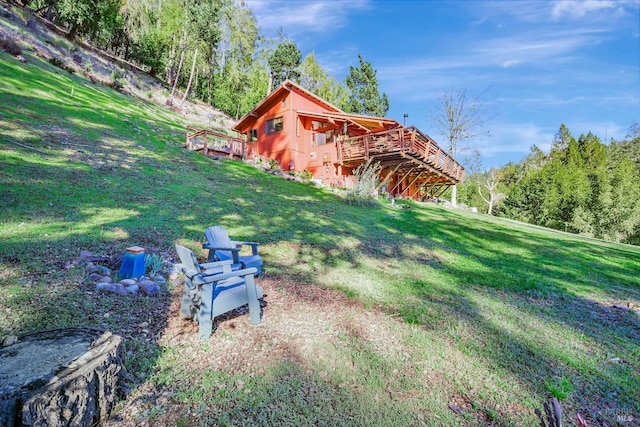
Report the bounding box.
[125,285,139,295]
[26,19,38,32]
[85,263,98,275]
[1,335,18,347]
[97,265,111,276]
[138,279,154,287]
[120,279,137,286]
[152,275,167,286]
[78,250,94,266]
[72,53,82,65]
[139,281,160,296]
[98,276,113,283]
[96,283,127,296]
[88,272,103,282]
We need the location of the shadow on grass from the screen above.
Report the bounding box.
[2,51,640,424]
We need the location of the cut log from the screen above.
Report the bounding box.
[0,327,126,427]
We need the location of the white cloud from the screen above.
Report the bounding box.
[245,0,370,35]
[551,0,618,20]
[501,59,522,68]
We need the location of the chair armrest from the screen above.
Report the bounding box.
[200,260,233,269]
[198,267,258,283]
[203,243,241,263]
[203,243,241,253]
[230,241,260,256]
[200,260,233,274]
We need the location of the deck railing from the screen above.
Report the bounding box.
[186,127,245,158]
[340,126,465,182]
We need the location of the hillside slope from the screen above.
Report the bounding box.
[0,2,236,131]
[1,34,640,427]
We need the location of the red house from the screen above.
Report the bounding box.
[233,80,464,200]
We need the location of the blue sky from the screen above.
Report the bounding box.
[246,0,639,169]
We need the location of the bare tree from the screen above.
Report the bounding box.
[431,87,495,206]
[178,47,198,110]
[477,167,505,215]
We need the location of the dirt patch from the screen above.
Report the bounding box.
[103,274,418,425]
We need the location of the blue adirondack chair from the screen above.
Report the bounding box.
[175,244,263,340]
[203,226,263,275]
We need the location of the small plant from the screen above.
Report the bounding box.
[268,158,280,171]
[544,376,574,401]
[145,253,164,277]
[83,60,93,74]
[48,57,65,68]
[301,170,312,180]
[345,158,381,206]
[110,70,125,91]
[0,35,22,56]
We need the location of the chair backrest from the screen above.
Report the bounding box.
[175,245,201,277]
[205,226,234,261]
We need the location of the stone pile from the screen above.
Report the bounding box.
[77,250,166,296]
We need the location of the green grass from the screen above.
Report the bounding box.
[1,49,639,426]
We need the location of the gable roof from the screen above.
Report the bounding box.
[233,80,342,132]
[232,79,400,134]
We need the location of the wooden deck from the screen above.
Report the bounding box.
[339,126,464,198]
[186,127,245,158]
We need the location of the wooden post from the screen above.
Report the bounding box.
[435,184,449,198]
[376,163,402,191]
[405,171,425,199]
[390,168,414,196]
[203,131,208,156]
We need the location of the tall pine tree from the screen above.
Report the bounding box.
[344,54,389,117]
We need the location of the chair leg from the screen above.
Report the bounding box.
[180,284,196,320]
[244,275,261,325]
[199,283,214,340]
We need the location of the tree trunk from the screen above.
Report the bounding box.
[169,47,186,105]
[0,327,126,427]
[179,47,198,110]
[451,184,457,207]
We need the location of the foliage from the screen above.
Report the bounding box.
[268,38,302,89]
[345,158,382,206]
[46,0,120,40]
[298,52,349,109]
[0,34,22,56]
[145,253,164,277]
[544,377,575,401]
[497,124,640,244]
[344,54,389,117]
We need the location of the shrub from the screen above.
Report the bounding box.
[145,253,164,277]
[346,158,381,206]
[0,36,21,56]
[110,70,125,91]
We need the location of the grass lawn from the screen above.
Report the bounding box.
[1,50,639,426]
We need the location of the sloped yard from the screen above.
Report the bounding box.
[1,48,639,426]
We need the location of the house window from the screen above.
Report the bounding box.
[313,133,327,146]
[313,129,335,146]
[249,129,258,142]
[265,117,283,134]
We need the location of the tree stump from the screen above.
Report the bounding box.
[0,327,126,427]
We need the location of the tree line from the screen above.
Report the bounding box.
[13,0,389,120]
[456,123,640,245]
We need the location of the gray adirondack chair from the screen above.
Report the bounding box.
[175,244,263,340]
[203,226,263,275]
